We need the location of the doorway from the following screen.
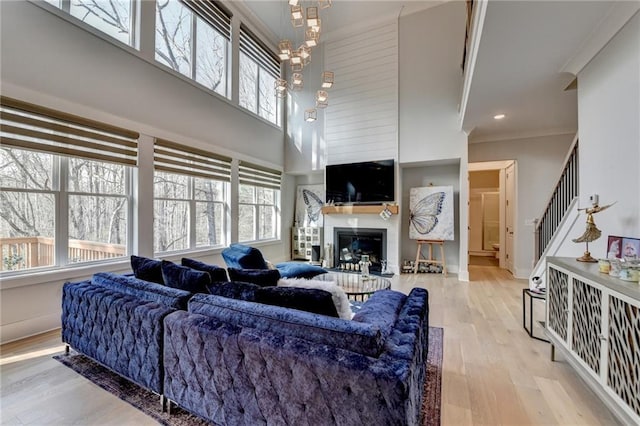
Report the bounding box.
[468,160,516,274]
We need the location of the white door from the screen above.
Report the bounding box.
[505,163,515,273]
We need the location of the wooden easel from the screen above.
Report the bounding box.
[414,240,447,276]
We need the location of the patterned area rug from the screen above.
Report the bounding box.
[54,327,443,426]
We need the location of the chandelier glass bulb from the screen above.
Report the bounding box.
[305,29,319,47]
[306,7,319,27]
[311,18,321,34]
[288,0,299,5]
[275,78,288,98]
[290,5,304,27]
[316,90,328,108]
[278,40,292,61]
[321,71,334,88]
[305,108,317,122]
[291,73,304,91]
[299,45,311,65]
[318,0,332,9]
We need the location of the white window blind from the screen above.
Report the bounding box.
[0,96,138,166]
[154,138,232,181]
[238,161,281,190]
[239,24,281,79]
[180,0,232,41]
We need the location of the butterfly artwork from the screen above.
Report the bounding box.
[303,189,323,225]
[409,186,454,240]
[295,185,324,227]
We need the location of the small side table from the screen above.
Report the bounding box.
[522,288,549,342]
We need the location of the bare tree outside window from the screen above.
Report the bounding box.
[69,0,133,46]
[238,184,278,243]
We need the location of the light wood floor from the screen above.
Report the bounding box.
[1,266,619,425]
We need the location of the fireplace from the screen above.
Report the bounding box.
[333,227,387,273]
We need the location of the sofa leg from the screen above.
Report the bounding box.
[160,395,165,412]
[167,399,173,415]
[65,344,70,355]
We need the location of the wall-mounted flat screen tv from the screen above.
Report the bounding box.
[325,159,395,205]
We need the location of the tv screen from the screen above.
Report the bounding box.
[326,159,395,205]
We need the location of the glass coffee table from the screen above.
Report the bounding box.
[317,272,391,301]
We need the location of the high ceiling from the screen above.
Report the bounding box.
[461,0,617,143]
[241,1,630,143]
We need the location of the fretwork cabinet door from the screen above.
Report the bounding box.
[570,276,603,378]
[547,264,571,346]
[605,292,640,423]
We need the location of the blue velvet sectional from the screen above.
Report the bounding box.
[61,271,430,425]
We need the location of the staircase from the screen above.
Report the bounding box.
[529,137,580,288]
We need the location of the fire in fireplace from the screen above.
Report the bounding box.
[333,227,387,273]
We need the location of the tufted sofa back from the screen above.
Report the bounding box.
[92,272,192,309]
[163,287,430,425]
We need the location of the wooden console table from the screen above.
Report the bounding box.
[545,257,640,425]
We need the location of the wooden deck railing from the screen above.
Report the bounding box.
[0,237,125,271]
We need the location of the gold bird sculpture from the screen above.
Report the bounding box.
[573,202,615,262]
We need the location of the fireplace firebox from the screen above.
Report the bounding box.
[333,227,387,273]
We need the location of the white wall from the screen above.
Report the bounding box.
[400,163,461,273]
[0,0,291,343]
[324,20,398,165]
[576,11,640,254]
[468,133,575,277]
[398,3,468,164]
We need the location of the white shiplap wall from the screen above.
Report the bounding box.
[324,21,398,165]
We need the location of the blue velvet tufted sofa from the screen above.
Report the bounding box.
[162,287,430,425]
[62,270,429,424]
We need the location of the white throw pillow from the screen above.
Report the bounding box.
[278,278,353,320]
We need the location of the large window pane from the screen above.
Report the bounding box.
[0,192,55,271]
[238,204,255,242]
[195,17,227,97]
[70,0,132,46]
[194,178,224,201]
[0,148,53,190]
[69,158,125,194]
[257,187,274,204]
[239,184,255,203]
[239,53,258,113]
[258,205,275,239]
[258,70,277,123]
[155,0,192,77]
[154,171,189,199]
[154,199,189,252]
[68,195,127,263]
[196,202,223,247]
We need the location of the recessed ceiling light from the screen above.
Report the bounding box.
[494,114,506,120]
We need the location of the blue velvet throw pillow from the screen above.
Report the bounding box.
[131,255,164,284]
[221,244,268,269]
[227,268,280,287]
[275,262,328,279]
[181,258,229,282]
[207,281,260,302]
[255,286,339,318]
[161,260,211,294]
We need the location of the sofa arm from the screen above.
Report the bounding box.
[163,311,418,426]
[62,280,176,394]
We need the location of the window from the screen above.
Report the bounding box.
[153,139,230,254]
[239,24,282,126]
[43,0,136,47]
[155,0,231,98]
[238,162,281,242]
[0,97,137,272]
